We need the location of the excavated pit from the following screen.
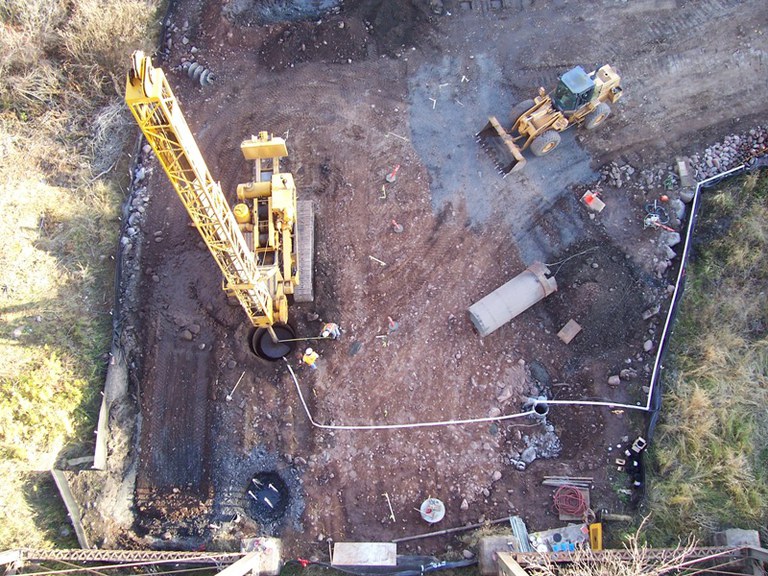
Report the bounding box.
[247,472,290,523]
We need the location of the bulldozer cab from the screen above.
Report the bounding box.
[552,66,595,112]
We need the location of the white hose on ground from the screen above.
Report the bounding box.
[284,360,537,430]
[283,164,748,429]
[644,163,746,410]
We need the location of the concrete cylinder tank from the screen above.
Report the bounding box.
[469,261,557,337]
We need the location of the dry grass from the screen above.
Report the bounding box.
[527,521,698,576]
[0,0,162,548]
[646,172,768,544]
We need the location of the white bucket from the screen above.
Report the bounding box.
[419,498,445,523]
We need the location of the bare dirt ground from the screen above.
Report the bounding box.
[84,0,767,557]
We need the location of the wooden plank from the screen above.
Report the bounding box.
[331,543,396,566]
[557,319,582,344]
[0,550,20,567]
[50,469,91,549]
[215,552,261,576]
[496,552,530,576]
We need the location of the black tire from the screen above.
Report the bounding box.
[530,131,561,157]
[585,102,611,130]
[509,99,535,126]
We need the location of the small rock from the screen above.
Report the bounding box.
[488,406,502,418]
[660,231,681,247]
[642,305,660,320]
[492,470,502,482]
[180,329,193,341]
[608,375,621,386]
[463,549,475,559]
[643,339,654,352]
[460,499,469,510]
[620,368,637,380]
[670,198,686,219]
[679,188,695,203]
[521,446,537,464]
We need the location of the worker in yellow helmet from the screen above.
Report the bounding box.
[302,347,319,370]
[320,322,342,340]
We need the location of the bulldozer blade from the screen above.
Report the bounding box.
[476,116,527,176]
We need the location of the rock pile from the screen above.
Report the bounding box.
[508,423,562,471]
[689,125,767,180]
[600,125,767,192]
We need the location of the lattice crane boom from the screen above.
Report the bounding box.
[125,51,282,330]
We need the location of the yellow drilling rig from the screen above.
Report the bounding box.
[125,51,313,359]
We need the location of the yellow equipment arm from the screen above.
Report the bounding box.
[125,51,279,328]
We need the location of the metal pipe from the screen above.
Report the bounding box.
[392,516,512,543]
[277,336,328,343]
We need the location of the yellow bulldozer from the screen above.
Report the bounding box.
[477,64,623,175]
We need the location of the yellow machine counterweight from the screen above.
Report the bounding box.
[125,51,312,358]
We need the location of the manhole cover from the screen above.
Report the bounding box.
[247,472,289,522]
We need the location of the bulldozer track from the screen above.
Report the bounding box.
[638,0,743,41]
[136,327,212,494]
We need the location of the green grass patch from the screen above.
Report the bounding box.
[0,0,163,549]
[646,171,768,545]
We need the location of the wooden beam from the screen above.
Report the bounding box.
[216,552,261,576]
[496,552,530,576]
